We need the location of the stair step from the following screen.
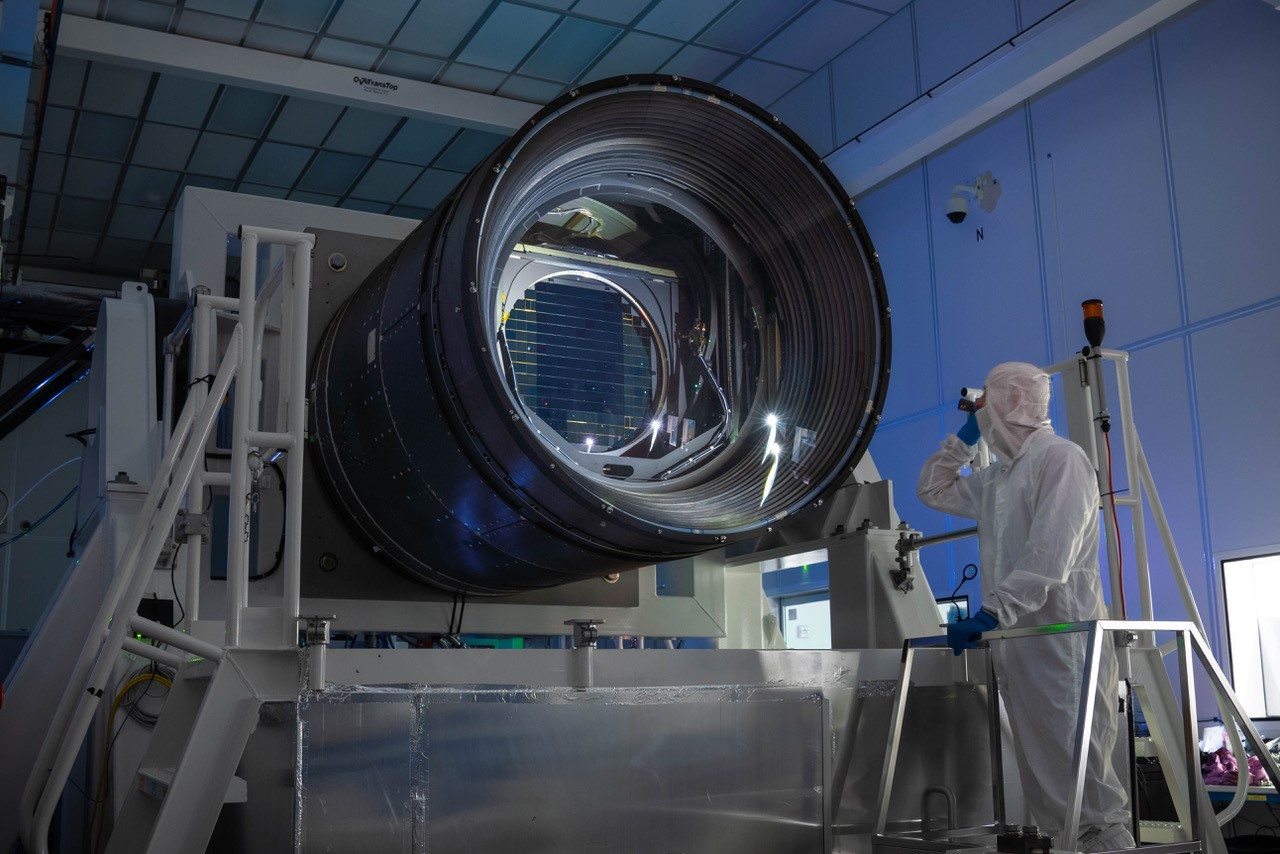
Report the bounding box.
[137,766,247,804]
[1139,819,1186,844]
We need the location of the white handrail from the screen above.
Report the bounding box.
[22,327,242,854]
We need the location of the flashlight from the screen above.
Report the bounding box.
[958,386,983,412]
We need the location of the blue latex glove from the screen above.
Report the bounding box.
[946,608,998,656]
[956,410,981,445]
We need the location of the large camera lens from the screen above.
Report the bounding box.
[310,76,890,594]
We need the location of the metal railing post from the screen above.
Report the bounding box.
[22,330,242,854]
[225,230,258,648]
[281,233,313,644]
[1061,622,1104,851]
[873,642,916,835]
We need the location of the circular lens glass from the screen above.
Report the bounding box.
[494,195,760,485]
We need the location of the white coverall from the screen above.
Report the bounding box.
[917,362,1133,852]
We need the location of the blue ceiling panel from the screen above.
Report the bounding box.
[21,229,49,257]
[393,2,490,58]
[107,204,165,240]
[147,76,219,128]
[72,113,135,161]
[717,59,809,106]
[376,52,446,82]
[637,0,734,41]
[208,87,281,137]
[243,141,314,187]
[520,18,619,83]
[118,166,179,208]
[832,8,915,145]
[435,63,507,94]
[63,158,123,200]
[327,0,416,43]
[174,11,249,45]
[33,154,65,194]
[340,197,392,214]
[432,128,504,172]
[38,107,74,153]
[145,242,172,267]
[133,123,198,171]
[58,199,109,235]
[186,0,257,18]
[399,168,462,208]
[103,0,175,29]
[580,31,682,83]
[311,38,383,69]
[25,193,56,230]
[46,231,100,265]
[914,0,1017,92]
[324,108,401,155]
[770,68,834,153]
[243,24,315,57]
[660,45,739,81]
[97,238,151,272]
[698,0,807,54]
[571,0,650,26]
[381,119,458,165]
[297,150,367,195]
[81,64,151,117]
[187,132,256,178]
[267,98,343,146]
[350,160,423,203]
[256,0,336,32]
[47,58,87,108]
[158,210,176,242]
[755,1,886,71]
[288,190,341,206]
[456,4,559,73]
[496,75,564,103]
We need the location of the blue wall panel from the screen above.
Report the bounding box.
[839,0,1280,669]
[926,112,1046,400]
[1156,0,1280,323]
[831,9,915,147]
[1192,307,1280,556]
[856,166,939,423]
[1125,340,1209,621]
[913,0,1017,93]
[1029,38,1181,354]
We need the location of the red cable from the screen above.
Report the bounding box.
[1103,430,1126,618]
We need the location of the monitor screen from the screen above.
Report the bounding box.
[936,595,970,625]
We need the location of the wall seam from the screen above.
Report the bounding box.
[1149,29,1220,652]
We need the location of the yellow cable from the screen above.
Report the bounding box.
[88,670,173,852]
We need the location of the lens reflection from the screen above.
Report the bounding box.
[494,196,759,484]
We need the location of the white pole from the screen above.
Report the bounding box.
[184,296,212,629]
[282,235,314,645]
[1087,356,1124,617]
[1110,353,1154,621]
[226,230,258,648]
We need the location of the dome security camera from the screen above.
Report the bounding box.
[946,192,968,224]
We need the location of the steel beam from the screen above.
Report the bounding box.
[54,14,540,134]
[829,0,1205,197]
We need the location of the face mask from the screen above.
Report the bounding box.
[977,406,1014,459]
[976,406,996,442]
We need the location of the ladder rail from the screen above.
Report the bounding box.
[875,620,1242,854]
[20,327,242,854]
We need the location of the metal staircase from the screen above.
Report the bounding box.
[11,226,315,854]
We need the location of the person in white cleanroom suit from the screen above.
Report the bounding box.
[917,361,1134,852]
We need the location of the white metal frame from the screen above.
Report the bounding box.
[18,225,314,854]
[874,620,1280,854]
[1045,346,1257,829]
